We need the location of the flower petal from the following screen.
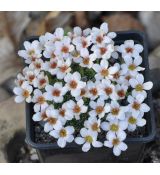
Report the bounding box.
[75,137,85,145]
[104,141,113,148]
[137,118,146,127]
[66,126,75,134]
[101,122,109,131]
[44,123,53,133]
[92,141,103,148]
[15,96,24,103]
[57,138,66,148]
[113,146,121,156]
[82,142,91,152]
[143,82,153,90]
[140,103,150,113]
[118,142,128,151]
[49,130,59,138]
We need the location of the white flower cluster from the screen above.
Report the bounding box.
[14,22,153,156]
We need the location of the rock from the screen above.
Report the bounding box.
[29,12,48,20]
[0,12,23,84]
[0,36,23,84]
[25,18,46,36]
[150,69,160,94]
[45,12,72,32]
[149,46,160,94]
[0,97,25,162]
[1,77,16,95]
[149,45,160,70]
[25,12,72,36]
[139,12,160,48]
[30,153,39,161]
[74,12,89,28]
[88,11,102,21]
[0,87,10,102]
[0,151,6,163]
[5,12,31,47]
[103,13,144,32]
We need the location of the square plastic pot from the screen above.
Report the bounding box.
[25,31,156,163]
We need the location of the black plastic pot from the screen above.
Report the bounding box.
[25,31,156,162]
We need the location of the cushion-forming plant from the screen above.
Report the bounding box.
[14,23,153,156]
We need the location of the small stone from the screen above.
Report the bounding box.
[88,11,102,21]
[29,12,48,20]
[45,12,72,32]
[74,12,89,28]
[149,45,160,70]
[30,148,37,154]
[0,12,23,84]
[5,12,31,47]
[20,147,26,154]
[103,13,144,32]
[1,77,16,95]
[139,12,160,48]
[0,87,10,102]
[0,97,25,162]
[30,153,39,161]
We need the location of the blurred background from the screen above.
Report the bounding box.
[0,11,160,163]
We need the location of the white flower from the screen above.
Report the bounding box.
[44,28,64,45]
[75,128,102,152]
[72,35,91,52]
[89,98,110,118]
[129,73,153,98]
[79,49,96,68]
[29,58,44,74]
[125,112,146,132]
[58,103,74,124]
[118,73,133,86]
[24,69,38,85]
[32,89,48,112]
[75,87,88,101]
[32,107,48,122]
[33,72,49,89]
[127,94,150,117]
[111,63,125,83]
[13,81,33,103]
[93,60,118,80]
[107,101,128,121]
[50,126,75,148]
[55,36,74,58]
[43,58,58,75]
[18,41,42,64]
[101,120,128,141]
[39,32,51,50]
[99,79,117,100]
[44,107,62,132]
[87,81,100,100]
[44,83,67,103]
[69,26,91,38]
[104,133,128,156]
[115,84,128,100]
[43,46,56,59]
[64,72,86,97]
[91,44,114,60]
[66,99,88,120]
[15,73,25,87]
[117,40,143,59]
[56,59,71,79]
[84,116,101,133]
[91,22,114,45]
[121,56,145,76]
